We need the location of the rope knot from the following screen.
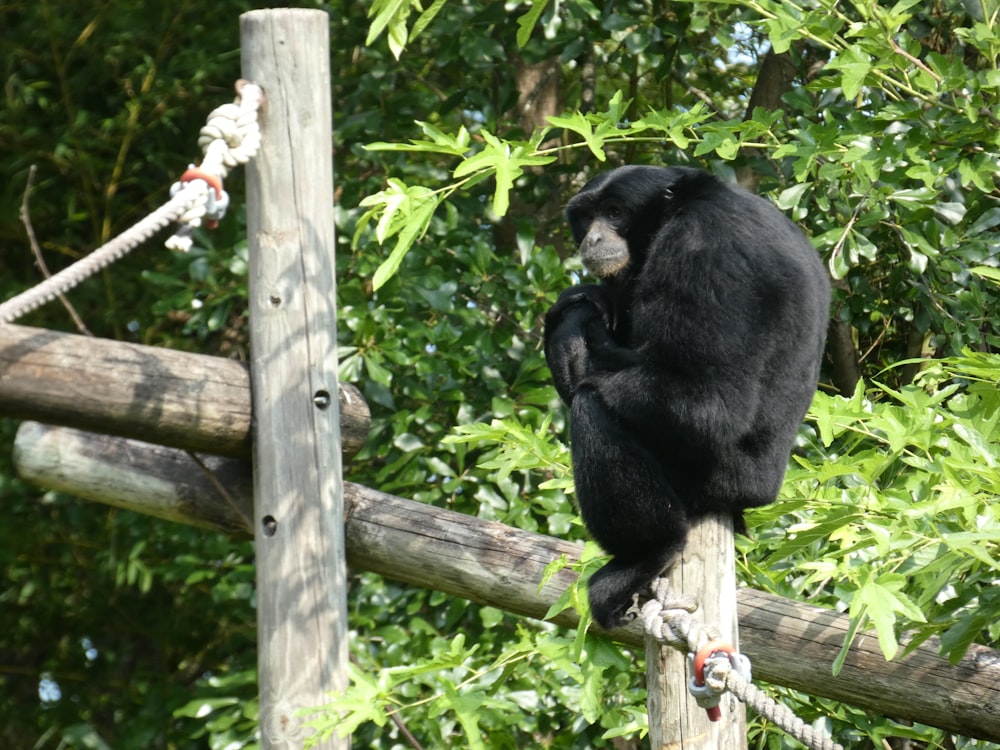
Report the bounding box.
[639,577,843,750]
[639,582,699,649]
[688,641,751,721]
[166,80,262,252]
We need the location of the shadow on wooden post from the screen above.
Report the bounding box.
[241,9,349,749]
[647,515,746,748]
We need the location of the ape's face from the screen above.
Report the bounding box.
[565,165,694,279]
[567,195,631,278]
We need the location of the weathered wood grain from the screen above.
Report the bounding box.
[0,323,370,459]
[242,9,348,749]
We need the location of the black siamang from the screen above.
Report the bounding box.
[544,165,830,629]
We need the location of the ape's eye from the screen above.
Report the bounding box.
[605,205,623,220]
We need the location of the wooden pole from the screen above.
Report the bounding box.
[240,10,348,749]
[647,516,746,748]
[0,323,370,460]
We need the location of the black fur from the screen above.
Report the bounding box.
[544,166,830,629]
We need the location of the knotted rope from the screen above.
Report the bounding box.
[0,80,262,324]
[641,578,844,750]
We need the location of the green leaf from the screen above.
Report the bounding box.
[411,0,448,41]
[442,685,487,749]
[967,207,1000,235]
[452,130,555,216]
[309,664,390,738]
[546,92,636,160]
[958,157,996,193]
[172,697,239,718]
[775,181,813,210]
[366,0,412,50]
[934,201,966,225]
[59,725,113,750]
[387,14,409,59]
[546,111,608,161]
[940,609,995,664]
[971,266,1000,283]
[762,2,805,54]
[357,180,441,290]
[852,573,926,661]
[827,45,872,99]
[516,0,549,47]
[367,121,471,156]
[832,614,864,676]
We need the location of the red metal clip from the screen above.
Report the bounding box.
[177,168,225,228]
[691,640,736,722]
[178,167,223,200]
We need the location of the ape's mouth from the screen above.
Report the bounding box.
[583,250,629,278]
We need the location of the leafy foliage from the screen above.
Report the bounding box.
[1,0,999,748]
[747,353,1000,672]
[308,626,646,749]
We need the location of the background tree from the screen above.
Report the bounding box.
[0,0,997,748]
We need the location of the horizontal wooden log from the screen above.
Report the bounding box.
[12,422,1000,743]
[14,421,254,534]
[0,323,369,459]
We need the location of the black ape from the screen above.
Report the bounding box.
[544,165,830,629]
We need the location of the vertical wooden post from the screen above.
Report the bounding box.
[646,515,746,749]
[240,10,349,749]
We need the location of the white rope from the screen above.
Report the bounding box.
[708,660,845,750]
[0,188,202,323]
[640,577,717,653]
[0,80,262,324]
[641,578,844,750]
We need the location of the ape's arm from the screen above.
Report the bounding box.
[543,284,632,403]
[583,297,770,447]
